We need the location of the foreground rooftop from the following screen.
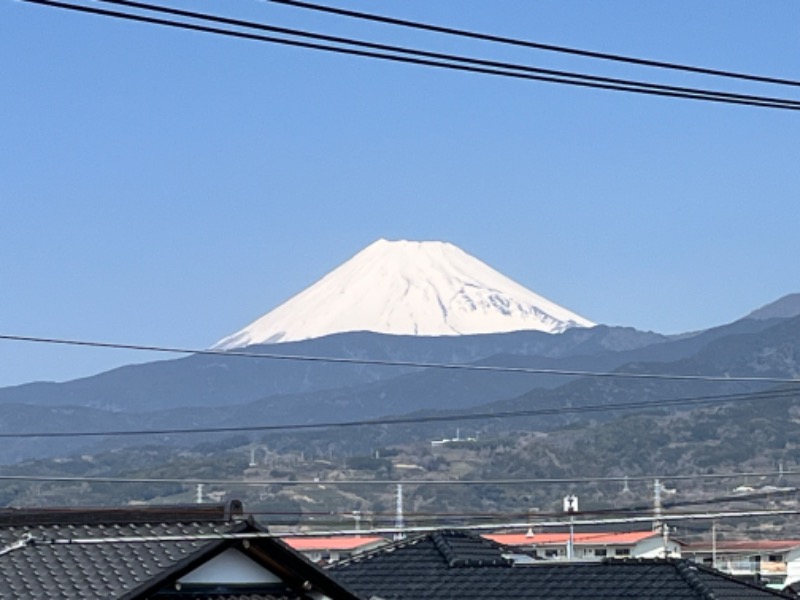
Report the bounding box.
[329,530,792,600]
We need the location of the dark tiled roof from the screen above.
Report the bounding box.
[430,530,511,567]
[162,596,299,599]
[329,530,793,600]
[0,503,358,600]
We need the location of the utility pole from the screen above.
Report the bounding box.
[653,479,662,532]
[712,520,717,569]
[394,484,405,541]
[564,495,578,560]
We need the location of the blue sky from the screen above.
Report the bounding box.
[2,0,799,387]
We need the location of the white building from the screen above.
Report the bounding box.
[684,539,800,590]
[485,530,682,560]
[282,535,388,564]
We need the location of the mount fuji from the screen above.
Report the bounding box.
[213,239,594,350]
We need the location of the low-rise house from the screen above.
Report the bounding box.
[485,529,682,560]
[282,535,388,564]
[0,501,360,599]
[684,539,800,590]
[329,529,792,600]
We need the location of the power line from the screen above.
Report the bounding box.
[4,332,800,385]
[0,504,764,524]
[266,0,800,89]
[20,0,800,111]
[209,486,800,520]
[0,386,795,439]
[0,468,795,487]
[90,0,800,110]
[18,509,800,549]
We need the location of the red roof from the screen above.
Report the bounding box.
[684,540,800,553]
[484,531,660,547]
[282,535,387,551]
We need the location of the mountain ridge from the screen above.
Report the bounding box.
[0,313,795,464]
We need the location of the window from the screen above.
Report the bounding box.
[594,549,607,557]
[768,554,783,562]
[545,549,559,558]
[616,548,630,557]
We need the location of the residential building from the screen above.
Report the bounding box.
[0,501,360,599]
[485,529,682,560]
[684,539,800,590]
[282,535,388,563]
[329,529,792,600]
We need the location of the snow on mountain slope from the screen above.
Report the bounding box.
[213,239,595,349]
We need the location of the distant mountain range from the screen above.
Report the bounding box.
[0,237,798,468]
[0,305,798,464]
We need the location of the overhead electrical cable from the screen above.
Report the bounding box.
[195,487,800,520]
[266,0,800,89]
[4,333,800,385]
[0,468,796,487]
[0,387,796,439]
[16,509,800,550]
[20,0,800,111]
[86,0,800,110]
[5,496,791,524]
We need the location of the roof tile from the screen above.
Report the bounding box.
[331,531,794,600]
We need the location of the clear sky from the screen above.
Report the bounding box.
[1,0,799,387]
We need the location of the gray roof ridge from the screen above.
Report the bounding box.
[328,533,428,569]
[0,500,244,527]
[679,559,796,599]
[673,559,719,600]
[430,530,512,568]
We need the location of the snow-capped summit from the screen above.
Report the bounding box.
[213,239,594,350]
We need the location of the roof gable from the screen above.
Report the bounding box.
[0,502,359,600]
[178,548,284,585]
[331,530,512,572]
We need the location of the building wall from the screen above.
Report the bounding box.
[632,536,682,558]
[784,548,800,586]
[525,537,680,561]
